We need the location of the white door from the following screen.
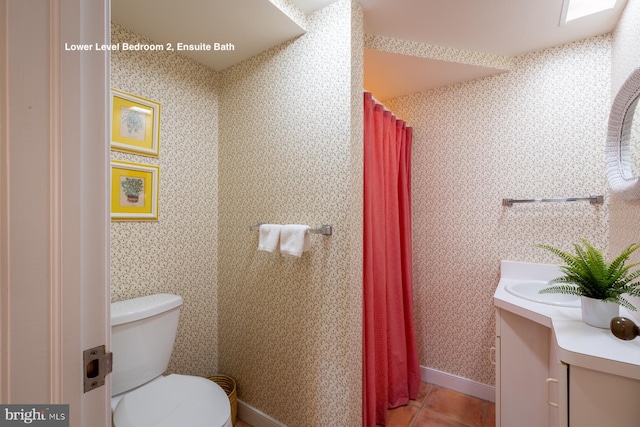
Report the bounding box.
[0,0,111,425]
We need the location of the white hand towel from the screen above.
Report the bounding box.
[258,224,282,253]
[280,224,311,257]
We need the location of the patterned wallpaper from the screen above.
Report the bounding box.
[364,34,515,71]
[386,36,611,386]
[110,23,219,376]
[110,0,626,419]
[610,0,640,320]
[268,0,308,29]
[217,1,363,425]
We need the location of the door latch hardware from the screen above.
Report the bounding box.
[83,345,112,393]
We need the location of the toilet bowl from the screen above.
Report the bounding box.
[111,294,231,427]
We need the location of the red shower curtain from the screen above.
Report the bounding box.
[363,92,420,426]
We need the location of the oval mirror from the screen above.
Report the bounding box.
[606,67,640,199]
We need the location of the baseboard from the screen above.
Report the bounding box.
[237,399,288,427]
[421,366,496,403]
[236,368,495,427]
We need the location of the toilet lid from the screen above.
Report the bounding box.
[113,374,231,427]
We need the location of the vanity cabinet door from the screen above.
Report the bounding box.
[550,360,568,427]
[496,309,553,427]
[548,333,570,427]
[568,365,640,427]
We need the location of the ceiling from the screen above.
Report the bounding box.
[111,0,629,101]
[111,0,306,71]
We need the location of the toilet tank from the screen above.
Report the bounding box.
[111,294,183,396]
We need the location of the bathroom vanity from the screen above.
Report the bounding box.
[494,261,640,427]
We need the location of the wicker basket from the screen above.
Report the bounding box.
[208,375,237,424]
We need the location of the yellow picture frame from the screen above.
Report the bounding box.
[111,160,159,221]
[111,88,160,157]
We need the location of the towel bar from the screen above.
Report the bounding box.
[502,195,603,207]
[249,223,333,236]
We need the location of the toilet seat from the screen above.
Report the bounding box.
[113,374,231,427]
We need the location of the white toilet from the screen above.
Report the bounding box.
[111,293,232,427]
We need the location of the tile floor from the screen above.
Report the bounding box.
[378,382,495,427]
[233,382,495,427]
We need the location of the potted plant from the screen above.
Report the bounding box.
[121,177,144,203]
[535,239,640,328]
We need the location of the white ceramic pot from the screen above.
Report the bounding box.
[581,296,620,328]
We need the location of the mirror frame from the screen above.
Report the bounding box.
[606,67,640,199]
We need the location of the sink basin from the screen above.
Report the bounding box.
[505,281,580,307]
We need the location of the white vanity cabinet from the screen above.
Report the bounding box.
[495,308,563,427]
[497,306,640,427]
[494,261,640,427]
[567,365,640,427]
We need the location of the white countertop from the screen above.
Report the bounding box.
[494,260,640,380]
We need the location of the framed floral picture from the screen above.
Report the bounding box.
[111,160,159,221]
[111,89,160,157]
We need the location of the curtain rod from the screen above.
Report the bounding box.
[371,94,388,109]
[367,92,410,126]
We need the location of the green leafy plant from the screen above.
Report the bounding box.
[121,177,144,197]
[121,109,145,135]
[535,239,640,311]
